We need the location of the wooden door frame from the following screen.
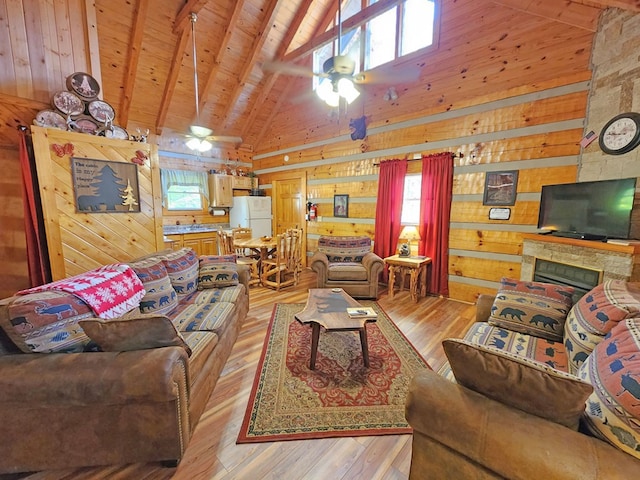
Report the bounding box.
[271,172,307,267]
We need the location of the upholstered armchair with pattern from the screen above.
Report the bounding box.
[310,235,383,299]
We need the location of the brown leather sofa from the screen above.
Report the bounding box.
[405,294,640,479]
[310,235,384,298]
[0,250,249,474]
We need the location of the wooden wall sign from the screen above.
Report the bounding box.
[71,157,140,213]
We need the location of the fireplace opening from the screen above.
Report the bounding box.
[533,258,602,303]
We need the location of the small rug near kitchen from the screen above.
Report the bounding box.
[237,301,431,443]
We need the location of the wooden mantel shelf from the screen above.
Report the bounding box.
[522,233,640,254]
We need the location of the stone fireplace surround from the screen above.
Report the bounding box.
[521,234,640,293]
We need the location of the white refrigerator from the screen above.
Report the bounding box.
[229,196,272,238]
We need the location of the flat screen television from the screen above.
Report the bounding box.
[537,178,637,240]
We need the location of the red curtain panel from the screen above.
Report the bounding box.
[374,159,407,282]
[18,129,50,287]
[418,152,454,296]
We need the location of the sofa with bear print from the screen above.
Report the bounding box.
[0,248,249,474]
[405,278,640,479]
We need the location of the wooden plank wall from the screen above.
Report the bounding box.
[30,126,163,280]
[253,0,599,303]
[0,0,99,296]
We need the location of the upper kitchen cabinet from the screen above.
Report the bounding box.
[208,174,233,207]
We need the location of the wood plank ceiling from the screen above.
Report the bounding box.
[2,0,640,153]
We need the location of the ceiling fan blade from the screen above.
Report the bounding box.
[207,135,243,144]
[353,64,422,85]
[261,60,324,78]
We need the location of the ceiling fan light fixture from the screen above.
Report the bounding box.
[189,125,213,138]
[337,77,360,104]
[316,78,338,105]
[186,137,212,152]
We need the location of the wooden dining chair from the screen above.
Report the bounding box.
[231,227,260,259]
[260,228,303,290]
[219,230,260,286]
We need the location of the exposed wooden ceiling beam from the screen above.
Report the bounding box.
[281,0,400,64]
[197,0,247,124]
[253,0,339,147]
[240,0,315,140]
[154,25,190,135]
[492,0,601,31]
[119,0,149,128]
[174,0,208,33]
[219,0,281,130]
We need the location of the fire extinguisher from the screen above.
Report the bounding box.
[309,204,318,221]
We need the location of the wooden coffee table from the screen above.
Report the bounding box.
[294,288,377,370]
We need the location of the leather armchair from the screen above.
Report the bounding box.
[310,235,383,299]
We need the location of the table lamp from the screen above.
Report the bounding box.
[399,225,420,257]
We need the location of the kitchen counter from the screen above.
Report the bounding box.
[163,223,229,235]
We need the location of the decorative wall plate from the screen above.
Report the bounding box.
[66,72,100,101]
[88,100,115,123]
[70,115,99,135]
[103,125,129,140]
[52,91,85,116]
[34,110,67,130]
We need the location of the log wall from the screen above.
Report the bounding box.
[254,0,600,303]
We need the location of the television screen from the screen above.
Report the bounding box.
[537,178,637,240]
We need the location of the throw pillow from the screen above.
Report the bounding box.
[160,248,199,298]
[128,257,178,315]
[3,291,93,353]
[578,318,640,460]
[200,254,237,264]
[443,338,593,430]
[79,314,192,356]
[198,260,239,289]
[487,277,574,342]
[565,280,640,374]
[318,236,371,263]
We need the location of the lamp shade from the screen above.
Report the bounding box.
[400,225,420,241]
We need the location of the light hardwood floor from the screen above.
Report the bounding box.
[8,269,478,480]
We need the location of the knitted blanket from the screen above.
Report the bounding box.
[19,264,145,319]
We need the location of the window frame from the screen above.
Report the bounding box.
[312,0,439,86]
[160,169,209,214]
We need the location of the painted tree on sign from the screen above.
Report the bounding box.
[121,179,139,211]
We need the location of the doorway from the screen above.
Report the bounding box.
[272,173,307,266]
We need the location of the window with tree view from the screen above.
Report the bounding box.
[313,0,437,87]
[160,169,209,211]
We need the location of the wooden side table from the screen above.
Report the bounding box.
[384,254,432,302]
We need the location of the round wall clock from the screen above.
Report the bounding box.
[598,112,640,155]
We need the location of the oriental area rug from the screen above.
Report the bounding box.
[237,302,431,443]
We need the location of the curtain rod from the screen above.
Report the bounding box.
[373,152,463,166]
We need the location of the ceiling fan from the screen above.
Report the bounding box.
[185,13,242,152]
[261,2,420,107]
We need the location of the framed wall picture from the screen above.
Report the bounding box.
[483,170,518,206]
[71,157,140,213]
[334,194,349,218]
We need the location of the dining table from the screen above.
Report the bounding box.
[233,236,278,262]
